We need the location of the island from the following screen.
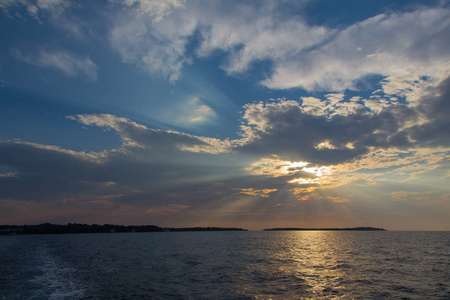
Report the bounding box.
[0,223,247,235]
[263,227,387,231]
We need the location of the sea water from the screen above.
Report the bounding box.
[1,231,449,299]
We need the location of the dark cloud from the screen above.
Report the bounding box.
[0,142,98,180]
[1,77,449,210]
[235,100,418,165]
[0,138,240,203]
[407,76,450,147]
[343,104,417,149]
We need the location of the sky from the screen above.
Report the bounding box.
[0,0,449,230]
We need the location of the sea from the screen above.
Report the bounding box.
[1,231,449,299]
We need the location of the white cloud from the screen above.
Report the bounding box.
[300,94,366,118]
[115,0,186,23]
[6,1,449,95]
[174,96,217,125]
[197,9,327,75]
[380,61,450,106]
[34,0,69,15]
[1,0,90,40]
[69,113,232,154]
[15,48,98,80]
[106,1,450,95]
[0,0,70,19]
[37,50,98,80]
[110,0,195,81]
[326,93,344,105]
[109,1,326,83]
[260,8,450,92]
[70,114,146,133]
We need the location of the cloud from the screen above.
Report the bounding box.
[0,0,70,19]
[0,111,342,205]
[110,0,195,81]
[1,85,447,197]
[259,7,450,91]
[300,94,366,118]
[406,76,450,147]
[0,139,219,203]
[14,48,98,80]
[108,1,450,95]
[5,0,449,93]
[1,97,449,227]
[0,141,109,202]
[68,86,449,195]
[239,188,277,198]
[2,1,450,228]
[195,2,327,74]
[236,99,373,164]
[108,0,326,83]
[188,103,216,124]
[114,0,186,23]
[69,113,230,154]
[33,0,70,15]
[175,96,218,126]
[234,71,449,165]
[1,0,92,41]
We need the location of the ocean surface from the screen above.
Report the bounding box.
[1,231,449,299]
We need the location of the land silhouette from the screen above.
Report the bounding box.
[0,223,247,235]
[263,227,387,231]
[0,223,387,235]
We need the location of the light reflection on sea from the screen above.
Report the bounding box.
[1,231,450,299]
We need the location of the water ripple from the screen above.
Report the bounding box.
[1,231,449,299]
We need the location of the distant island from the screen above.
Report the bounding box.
[0,224,388,235]
[263,227,387,231]
[0,223,247,235]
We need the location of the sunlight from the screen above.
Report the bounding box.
[290,165,332,185]
[315,140,336,150]
[246,156,314,177]
[245,156,334,187]
[239,188,278,198]
[289,231,349,296]
[303,166,332,177]
[282,161,310,174]
[288,178,320,185]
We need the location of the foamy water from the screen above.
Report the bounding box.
[1,231,449,299]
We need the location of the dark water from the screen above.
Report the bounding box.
[1,231,450,299]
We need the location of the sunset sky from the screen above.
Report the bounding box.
[1,0,449,230]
